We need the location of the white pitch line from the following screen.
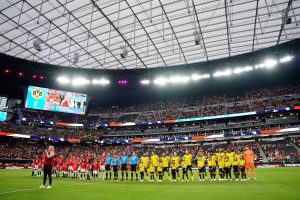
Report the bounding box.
[0,182,98,196]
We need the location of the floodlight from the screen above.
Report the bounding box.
[264,59,277,68]
[57,76,70,84]
[169,76,190,84]
[140,80,150,85]
[154,77,168,86]
[72,77,90,86]
[213,69,232,77]
[280,55,293,63]
[92,79,110,85]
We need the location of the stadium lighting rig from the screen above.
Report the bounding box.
[280,55,293,63]
[54,54,293,86]
[213,69,232,77]
[191,73,210,81]
[264,59,277,68]
[92,79,110,85]
[57,76,70,84]
[72,77,90,86]
[140,79,150,85]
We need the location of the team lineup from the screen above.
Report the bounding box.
[35,146,256,188]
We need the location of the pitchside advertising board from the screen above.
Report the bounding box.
[25,86,87,115]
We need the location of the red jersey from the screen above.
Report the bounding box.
[55,164,60,171]
[62,163,68,171]
[85,163,91,171]
[38,162,42,169]
[99,156,105,166]
[34,159,39,166]
[86,156,93,163]
[93,162,99,171]
[80,162,86,169]
[73,164,79,171]
[56,157,64,167]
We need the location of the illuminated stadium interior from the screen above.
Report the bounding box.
[0,0,299,199]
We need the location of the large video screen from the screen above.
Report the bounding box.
[25,86,87,115]
[0,111,7,121]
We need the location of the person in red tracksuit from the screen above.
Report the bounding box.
[39,146,55,189]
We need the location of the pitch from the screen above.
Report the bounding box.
[0,168,299,200]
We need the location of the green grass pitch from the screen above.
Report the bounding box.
[0,168,299,200]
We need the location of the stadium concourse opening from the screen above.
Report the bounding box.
[0,0,300,199]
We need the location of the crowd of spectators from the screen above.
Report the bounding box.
[0,139,298,164]
[18,84,300,125]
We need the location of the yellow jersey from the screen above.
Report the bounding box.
[197,156,206,168]
[139,163,145,172]
[148,163,155,173]
[218,158,225,168]
[212,154,217,162]
[181,160,187,169]
[170,160,176,170]
[232,160,239,166]
[208,159,216,167]
[141,156,149,168]
[162,156,170,168]
[157,163,163,172]
[151,154,159,167]
[224,160,231,168]
[183,154,193,166]
[239,159,246,167]
[172,156,180,168]
[226,152,235,164]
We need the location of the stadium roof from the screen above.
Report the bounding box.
[0,0,299,70]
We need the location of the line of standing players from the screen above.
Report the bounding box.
[32,149,249,182]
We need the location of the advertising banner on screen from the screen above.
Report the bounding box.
[0,111,7,121]
[25,86,87,114]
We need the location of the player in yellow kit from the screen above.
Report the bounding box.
[181,157,188,182]
[157,158,163,182]
[218,155,225,181]
[239,155,247,181]
[151,151,159,176]
[207,155,216,181]
[148,160,155,181]
[183,150,193,181]
[138,161,145,182]
[140,154,149,177]
[172,152,180,178]
[161,153,170,180]
[197,152,206,181]
[224,156,231,181]
[170,159,177,182]
[226,149,235,180]
[232,155,240,181]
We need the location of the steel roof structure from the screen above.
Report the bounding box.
[0,0,299,69]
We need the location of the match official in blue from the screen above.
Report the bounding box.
[112,155,120,181]
[130,152,139,181]
[105,153,112,180]
[120,152,129,181]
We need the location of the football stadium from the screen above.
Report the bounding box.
[0,0,300,199]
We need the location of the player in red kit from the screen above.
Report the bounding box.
[37,160,43,177]
[93,160,100,180]
[85,162,91,180]
[62,162,68,178]
[99,153,106,180]
[80,160,86,179]
[73,162,79,179]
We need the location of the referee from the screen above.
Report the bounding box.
[40,146,55,189]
